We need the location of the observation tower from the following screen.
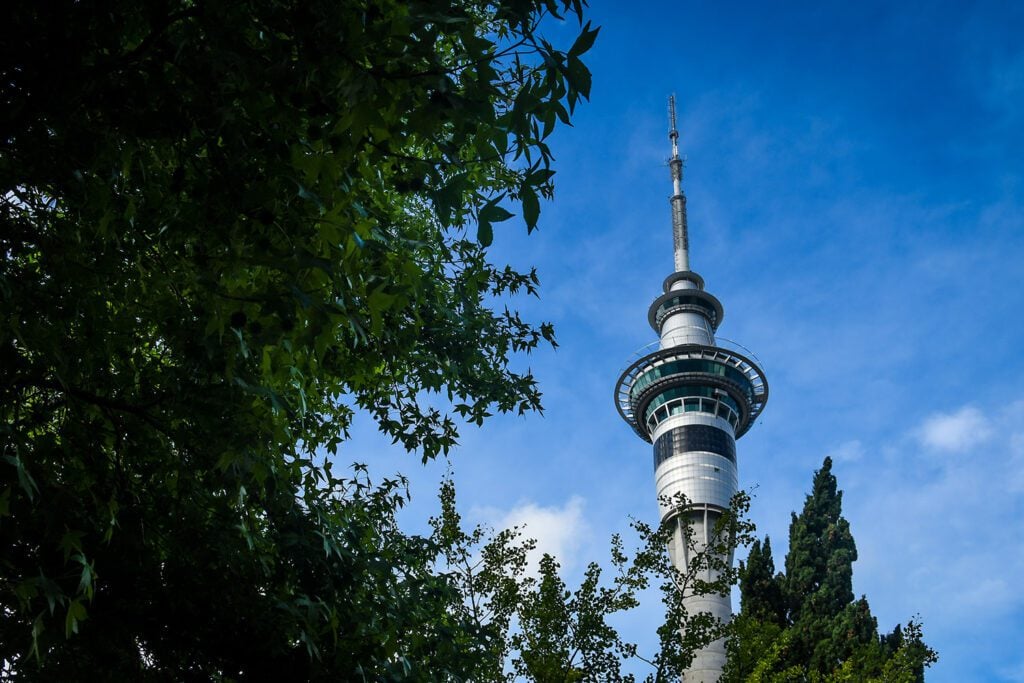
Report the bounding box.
[613,97,768,682]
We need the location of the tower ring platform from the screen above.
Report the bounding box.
[614,343,768,441]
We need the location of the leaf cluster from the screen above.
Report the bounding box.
[0,0,597,674]
[431,482,758,682]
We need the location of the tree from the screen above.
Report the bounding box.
[737,537,784,626]
[783,457,865,671]
[722,458,937,682]
[1,0,600,676]
[725,537,787,680]
[430,479,759,682]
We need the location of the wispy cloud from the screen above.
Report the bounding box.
[477,496,590,575]
[835,398,1024,672]
[916,406,993,452]
[826,439,865,463]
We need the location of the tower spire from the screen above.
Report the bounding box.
[668,94,690,271]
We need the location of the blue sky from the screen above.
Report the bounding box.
[346,2,1024,680]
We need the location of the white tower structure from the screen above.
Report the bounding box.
[614,97,768,682]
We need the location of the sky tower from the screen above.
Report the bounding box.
[614,97,769,682]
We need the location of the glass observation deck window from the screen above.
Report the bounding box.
[630,358,756,405]
[644,387,740,432]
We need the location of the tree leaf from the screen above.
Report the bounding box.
[569,21,599,58]
[477,219,494,247]
[567,55,593,100]
[522,188,540,232]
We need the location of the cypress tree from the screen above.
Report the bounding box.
[738,537,785,626]
[724,538,788,682]
[783,457,872,671]
[727,457,936,678]
[784,457,856,621]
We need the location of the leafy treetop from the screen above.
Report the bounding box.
[1,0,598,673]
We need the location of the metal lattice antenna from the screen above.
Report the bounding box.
[669,95,680,158]
[668,94,689,271]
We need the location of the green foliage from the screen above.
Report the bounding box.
[784,458,856,626]
[784,457,869,672]
[723,615,786,682]
[723,458,937,682]
[431,481,758,683]
[738,537,785,626]
[4,463,507,680]
[0,0,599,675]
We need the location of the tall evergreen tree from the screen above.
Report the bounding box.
[782,457,870,671]
[738,537,785,626]
[725,457,937,681]
[784,457,856,622]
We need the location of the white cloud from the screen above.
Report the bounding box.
[481,496,589,575]
[837,398,1024,676]
[826,439,865,463]
[958,576,1013,611]
[916,406,992,452]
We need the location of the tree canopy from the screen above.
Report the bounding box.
[1,0,600,676]
[723,458,937,682]
[431,480,759,682]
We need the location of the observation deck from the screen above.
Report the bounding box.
[614,340,768,442]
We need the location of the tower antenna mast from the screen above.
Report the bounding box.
[668,95,689,271]
[668,94,679,158]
